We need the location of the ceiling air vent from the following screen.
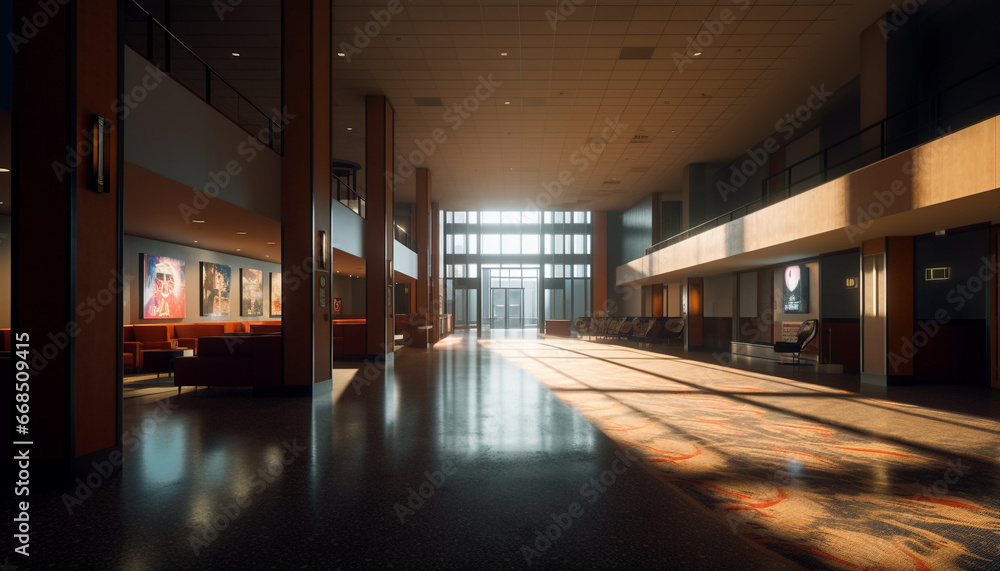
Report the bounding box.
[413,97,444,107]
[618,46,655,60]
[602,179,622,185]
[630,134,650,143]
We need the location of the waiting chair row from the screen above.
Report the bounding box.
[574,316,685,345]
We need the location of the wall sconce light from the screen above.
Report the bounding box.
[316,230,329,270]
[92,115,110,193]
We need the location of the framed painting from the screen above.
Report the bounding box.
[270,272,282,317]
[200,262,231,316]
[241,268,264,316]
[142,254,185,319]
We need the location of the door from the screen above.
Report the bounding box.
[490,288,525,329]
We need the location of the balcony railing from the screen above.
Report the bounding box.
[124,0,282,153]
[333,174,366,219]
[646,62,1000,255]
[394,225,418,253]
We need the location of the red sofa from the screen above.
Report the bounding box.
[173,323,227,354]
[173,335,281,391]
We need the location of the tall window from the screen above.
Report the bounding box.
[443,211,593,331]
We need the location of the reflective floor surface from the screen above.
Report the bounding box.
[11,331,794,570]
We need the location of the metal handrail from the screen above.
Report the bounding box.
[394,225,418,252]
[124,0,281,152]
[646,61,1000,255]
[333,174,366,219]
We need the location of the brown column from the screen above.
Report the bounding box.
[861,237,915,386]
[414,168,432,348]
[11,0,122,486]
[756,270,775,343]
[431,201,443,342]
[592,211,608,314]
[992,228,999,389]
[365,95,394,355]
[686,278,705,349]
[281,0,332,391]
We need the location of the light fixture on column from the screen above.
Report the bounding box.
[316,230,329,270]
[92,115,110,193]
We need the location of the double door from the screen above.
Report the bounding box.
[491,287,524,329]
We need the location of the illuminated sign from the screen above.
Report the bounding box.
[783,265,809,313]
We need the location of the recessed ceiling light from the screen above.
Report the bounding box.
[266,241,276,245]
[193,240,198,243]
[693,51,702,56]
[500,52,508,56]
[231,52,240,57]
[347,127,353,131]
[236,231,247,235]
[504,101,510,105]
[192,219,205,223]
[337,51,346,57]
[237,248,241,252]
[0,167,10,173]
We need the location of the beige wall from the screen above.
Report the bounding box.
[618,116,1000,286]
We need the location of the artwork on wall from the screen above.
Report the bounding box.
[782,265,810,313]
[200,262,231,316]
[270,272,282,317]
[142,254,186,319]
[241,268,264,316]
[332,297,343,316]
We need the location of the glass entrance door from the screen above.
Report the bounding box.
[490,288,525,329]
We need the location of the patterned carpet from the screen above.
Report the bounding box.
[483,338,1000,570]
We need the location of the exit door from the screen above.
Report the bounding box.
[491,288,524,329]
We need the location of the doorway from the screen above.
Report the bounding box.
[490,287,524,329]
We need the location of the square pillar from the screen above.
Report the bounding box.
[365,95,394,355]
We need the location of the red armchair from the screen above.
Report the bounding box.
[173,323,226,355]
[131,325,177,350]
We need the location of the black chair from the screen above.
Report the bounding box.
[773,319,818,364]
[574,317,593,339]
[654,317,685,344]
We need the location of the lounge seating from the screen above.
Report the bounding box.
[173,335,281,392]
[574,317,593,339]
[173,323,226,354]
[773,319,818,364]
[654,317,685,344]
[129,325,177,350]
[332,317,366,355]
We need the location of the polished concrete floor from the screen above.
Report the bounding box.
[11,331,998,569]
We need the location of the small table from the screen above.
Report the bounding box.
[142,348,193,377]
[546,319,572,337]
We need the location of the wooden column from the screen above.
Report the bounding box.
[592,211,608,315]
[280,0,332,392]
[431,201,443,342]
[414,168,432,348]
[365,95,394,355]
[861,237,915,386]
[11,0,123,486]
[686,277,704,349]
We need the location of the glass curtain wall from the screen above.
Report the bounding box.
[444,210,593,334]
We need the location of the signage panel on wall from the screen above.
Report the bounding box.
[783,265,809,313]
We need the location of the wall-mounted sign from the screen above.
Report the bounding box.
[845,277,857,289]
[783,265,809,313]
